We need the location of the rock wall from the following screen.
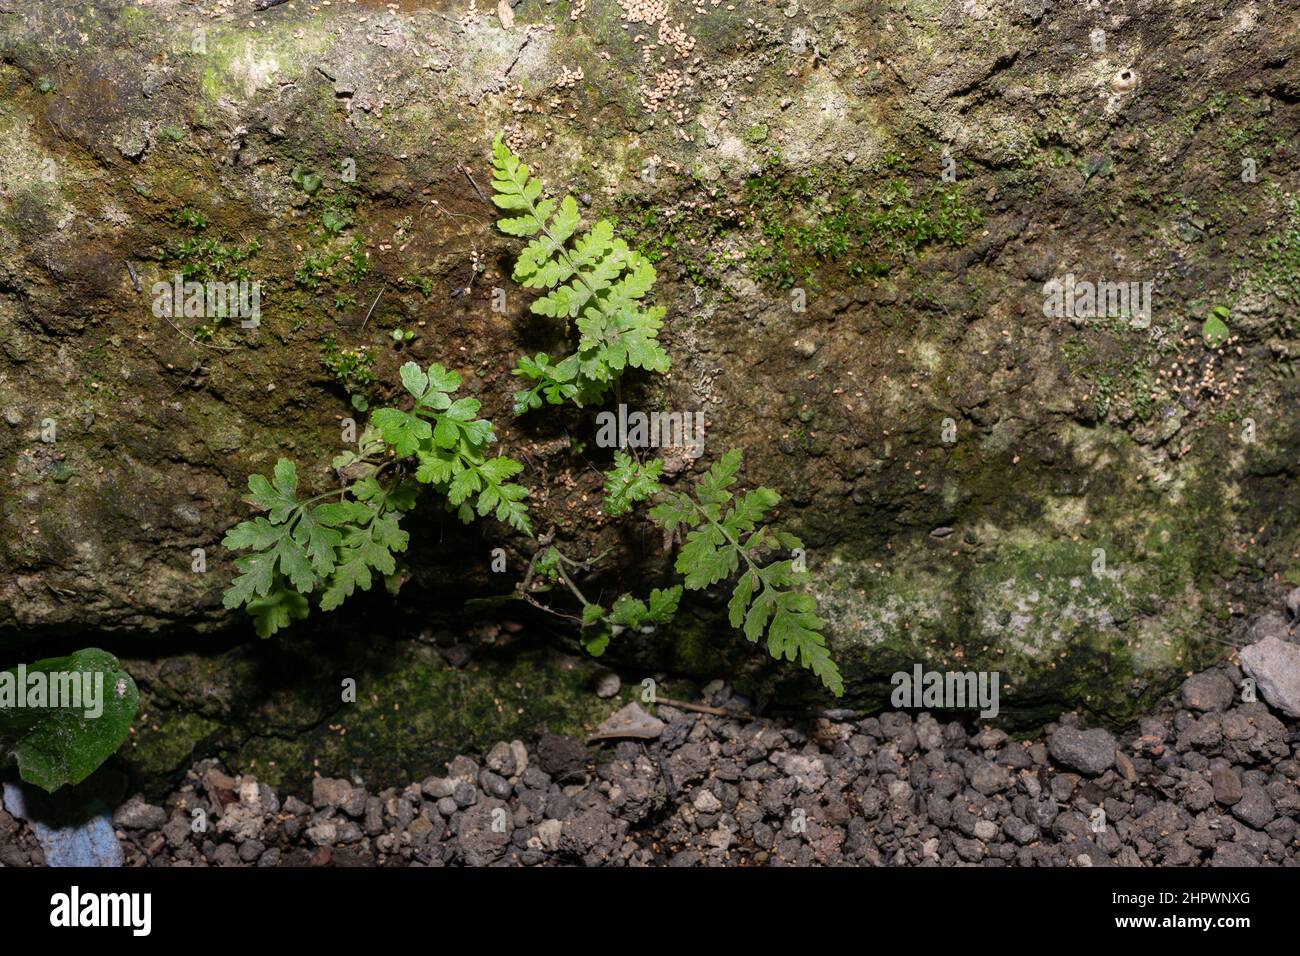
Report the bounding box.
[2,0,1299,748]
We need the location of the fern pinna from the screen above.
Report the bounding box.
[490,134,671,414]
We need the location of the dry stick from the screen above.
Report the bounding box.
[360,283,386,330]
[654,697,748,719]
[164,313,238,351]
[517,557,586,624]
[462,166,488,205]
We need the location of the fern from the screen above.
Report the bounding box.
[602,451,664,517]
[491,134,670,413]
[223,361,530,636]
[580,585,682,656]
[527,448,842,694]
[520,544,680,656]
[221,458,414,637]
[373,361,532,534]
[647,449,843,696]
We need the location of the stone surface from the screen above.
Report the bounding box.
[1047,725,1116,777]
[1240,637,1300,718]
[0,0,1296,741]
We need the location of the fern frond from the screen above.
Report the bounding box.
[491,134,670,410]
[602,452,664,517]
[221,460,413,635]
[224,357,533,635]
[647,448,843,696]
[376,361,533,535]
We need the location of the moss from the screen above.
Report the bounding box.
[1253,190,1300,309]
[119,710,223,798]
[664,614,729,675]
[222,645,618,791]
[613,152,982,292]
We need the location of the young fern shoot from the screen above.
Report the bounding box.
[490,134,671,414]
[601,451,664,517]
[371,361,532,534]
[520,543,683,657]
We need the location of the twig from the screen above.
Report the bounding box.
[520,591,584,624]
[552,561,591,608]
[163,313,238,351]
[655,696,750,719]
[462,165,488,205]
[125,260,141,293]
[360,284,386,330]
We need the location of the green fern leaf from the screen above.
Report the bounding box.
[647,448,843,696]
[491,135,670,412]
[602,452,663,517]
[246,586,310,638]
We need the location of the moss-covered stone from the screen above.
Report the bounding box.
[1,0,1297,770]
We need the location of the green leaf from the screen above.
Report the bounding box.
[647,585,682,623]
[296,509,342,576]
[273,533,317,594]
[433,415,461,449]
[602,452,663,517]
[648,493,699,533]
[291,166,322,195]
[320,554,374,612]
[492,135,670,411]
[647,447,843,696]
[246,586,311,638]
[224,549,278,608]
[448,468,481,505]
[677,524,738,588]
[609,594,649,629]
[695,448,743,509]
[315,501,374,526]
[415,448,455,484]
[728,571,757,628]
[0,648,139,792]
[245,458,301,522]
[221,516,287,552]
[1202,306,1230,347]
[372,407,432,456]
[767,592,842,696]
[399,360,428,399]
[581,627,611,657]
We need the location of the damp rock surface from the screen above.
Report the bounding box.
[0,0,1295,728]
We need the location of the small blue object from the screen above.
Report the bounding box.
[2,781,123,868]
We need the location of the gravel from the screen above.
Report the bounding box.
[8,598,1300,868]
[1180,671,1236,713]
[37,655,1290,870]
